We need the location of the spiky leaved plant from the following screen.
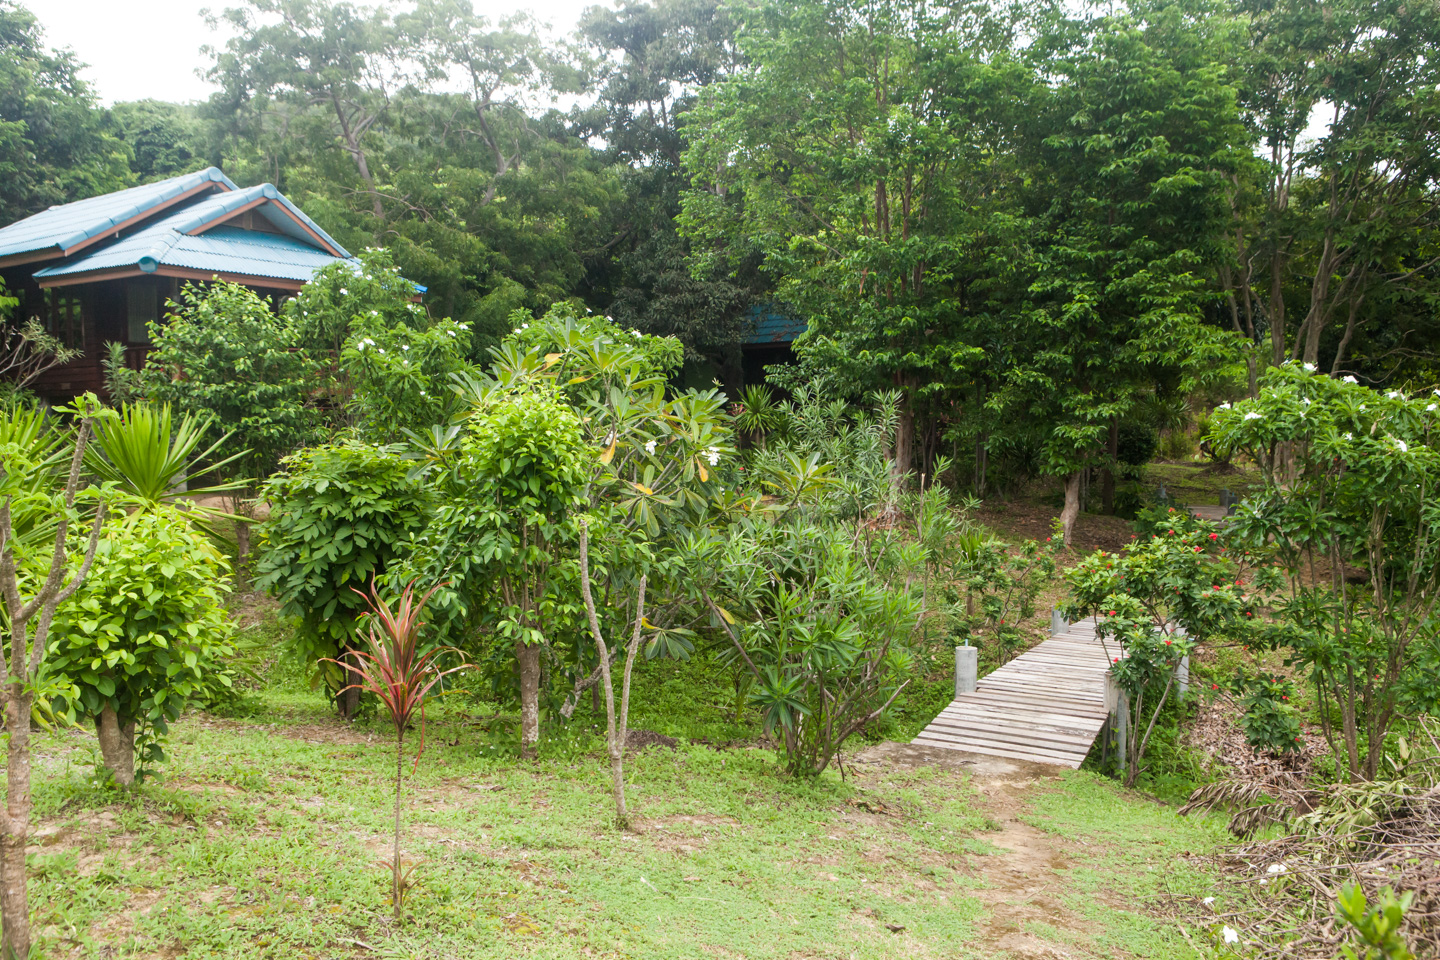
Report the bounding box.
[323,582,467,919]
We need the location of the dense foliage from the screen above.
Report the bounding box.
[50,508,237,784]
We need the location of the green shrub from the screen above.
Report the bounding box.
[1218,669,1303,755]
[254,442,432,714]
[50,508,237,784]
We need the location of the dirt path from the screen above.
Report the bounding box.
[855,742,1115,959]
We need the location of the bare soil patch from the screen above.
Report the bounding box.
[854,742,1134,958]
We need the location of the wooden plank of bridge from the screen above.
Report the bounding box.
[911,616,1114,768]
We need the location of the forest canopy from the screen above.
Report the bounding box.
[4,0,1440,536]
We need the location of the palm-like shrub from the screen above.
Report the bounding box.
[86,402,246,535]
[325,582,468,919]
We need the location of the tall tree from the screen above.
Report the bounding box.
[0,1,131,218]
[999,0,1247,543]
[680,0,1034,483]
[577,0,759,376]
[1223,0,1440,379]
[207,0,402,223]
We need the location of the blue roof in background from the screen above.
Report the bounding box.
[744,302,805,345]
[33,183,356,285]
[0,167,237,260]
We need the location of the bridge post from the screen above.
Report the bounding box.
[1050,608,1067,636]
[1105,673,1128,775]
[1176,655,1190,702]
[954,645,977,697]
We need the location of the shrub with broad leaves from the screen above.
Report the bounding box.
[50,508,237,785]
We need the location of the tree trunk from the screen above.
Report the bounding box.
[1,688,33,960]
[1060,471,1082,548]
[96,705,135,787]
[516,641,541,759]
[392,733,404,919]
[234,520,251,569]
[336,646,361,719]
[1102,419,1119,515]
[892,391,915,497]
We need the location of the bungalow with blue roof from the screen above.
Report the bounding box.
[0,167,357,400]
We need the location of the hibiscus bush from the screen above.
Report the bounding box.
[1062,521,1276,785]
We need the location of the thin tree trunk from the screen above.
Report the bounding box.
[516,641,541,759]
[335,645,362,719]
[1060,471,1082,548]
[393,733,403,919]
[96,705,135,787]
[1,689,33,960]
[891,380,915,497]
[1102,419,1119,515]
[234,519,251,569]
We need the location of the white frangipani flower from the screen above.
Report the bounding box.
[1222,926,1240,944]
[1428,403,1437,412]
[705,446,721,466]
[1202,896,1215,906]
[1388,390,1403,399]
[1266,863,1287,875]
[339,288,348,295]
[1394,438,1409,453]
[1343,375,1358,383]
[1243,411,1262,421]
[1216,402,1231,410]
[645,439,657,455]
[1303,362,1315,372]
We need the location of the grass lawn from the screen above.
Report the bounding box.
[23,650,1234,959]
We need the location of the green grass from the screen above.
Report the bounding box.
[20,646,1236,959]
[1144,462,1261,507]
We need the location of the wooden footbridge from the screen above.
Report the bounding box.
[912,616,1118,768]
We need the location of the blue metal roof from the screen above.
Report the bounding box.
[744,303,806,345]
[34,184,356,285]
[0,167,237,260]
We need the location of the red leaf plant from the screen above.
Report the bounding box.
[322,580,468,919]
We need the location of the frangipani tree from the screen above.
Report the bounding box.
[472,305,734,818]
[1209,364,1440,781]
[0,397,110,959]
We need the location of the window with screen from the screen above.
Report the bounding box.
[127,284,157,344]
[43,290,83,351]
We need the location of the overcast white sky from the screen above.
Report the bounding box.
[40,0,599,105]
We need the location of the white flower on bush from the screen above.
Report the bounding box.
[1343,375,1358,383]
[402,344,410,351]
[1388,390,1403,399]
[705,446,721,466]
[1216,402,1231,410]
[1428,403,1437,412]
[644,439,657,455]
[1243,411,1262,421]
[1303,362,1315,372]
[1392,437,1409,453]
[339,288,348,295]
[1222,926,1240,944]
[1301,398,1311,405]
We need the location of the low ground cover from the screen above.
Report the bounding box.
[23,636,1231,960]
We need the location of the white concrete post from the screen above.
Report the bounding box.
[1050,608,1067,636]
[954,645,977,697]
[1105,673,1128,774]
[1177,655,1190,702]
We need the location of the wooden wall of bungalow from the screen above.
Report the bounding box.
[0,266,297,403]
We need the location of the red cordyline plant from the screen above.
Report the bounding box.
[322,581,467,920]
